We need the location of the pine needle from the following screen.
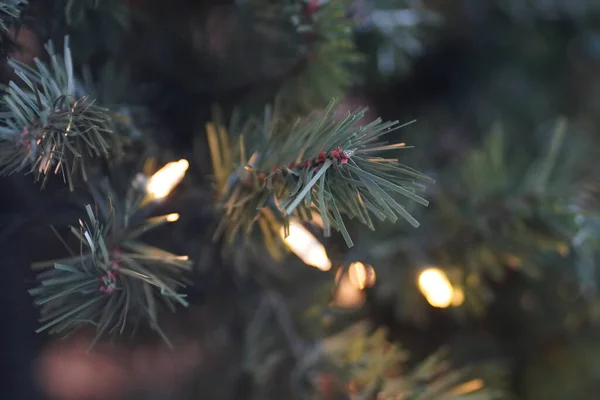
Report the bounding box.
[0,36,121,189]
[29,201,192,347]
[207,99,432,250]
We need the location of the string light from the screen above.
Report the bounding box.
[418,267,455,308]
[331,263,376,308]
[280,220,332,271]
[166,213,180,222]
[347,262,376,289]
[451,286,465,307]
[332,272,366,308]
[146,159,189,200]
[449,379,484,394]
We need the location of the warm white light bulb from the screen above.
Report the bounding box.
[166,213,180,222]
[348,262,376,289]
[418,267,454,308]
[332,273,366,308]
[450,379,484,395]
[146,159,189,200]
[281,220,332,271]
[451,286,465,307]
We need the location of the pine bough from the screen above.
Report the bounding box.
[209,100,433,249]
[0,36,119,189]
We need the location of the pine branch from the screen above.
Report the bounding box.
[365,119,593,318]
[397,350,509,400]
[355,0,442,76]
[208,100,432,250]
[428,121,579,312]
[29,198,192,349]
[277,0,362,114]
[0,36,121,189]
[0,0,26,32]
[61,0,129,28]
[244,0,362,114]
[314,322,509,399]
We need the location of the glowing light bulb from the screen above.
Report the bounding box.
[146,159,189,200]
[418,267,454,308]
[332,273,366,308]
[348,262,376,289]
[166,213,180,222]
[451,286,465,307]
[281,220,332,271]
[450,379,484,395]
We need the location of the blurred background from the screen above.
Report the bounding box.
[3,0,600,399]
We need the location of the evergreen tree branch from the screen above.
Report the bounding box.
[308,322,509,399]
[243,0,362,115]
[208,99,432,250]
[276,0,362,114]
[29,167,192,348]
[61,0,129,28]
[0,36,121,189]
[365,119,595,318]
[355,0,442,77]
[0,0,26,32]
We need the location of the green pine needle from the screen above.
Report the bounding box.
[63,0,129,28]
[0,35,120,189]
[0,0,27,32]
[276,0,362,114]
[317,323,509,399]
[209,99,432,249]
[369,119,589,318]
[29,204,192,349]
[245,0,362,115]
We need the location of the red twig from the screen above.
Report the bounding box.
[279,146,353,172]
[99,248,122,295]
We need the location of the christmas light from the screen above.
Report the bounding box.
[281,220,332,271]
[347,262,376,289]
[450,379,484,394]
[332,272,366,308]
[418,267,455,308]
[331,263,375,308]
[146,159,189,200]
[166,213,180,222]
[451,286,465,307]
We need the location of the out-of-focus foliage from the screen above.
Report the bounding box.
[495,0,600,24]
[42,0,130,62]
[522,334,600,400]
[242,293,509,400]
[359,120,598,319]
[234,0,363,115]
[0,0,26,32]
[317,322,509,399]
[61,0,129,28]
[274,0,362,115]
[354,0,442,77]
[568,182,600,295]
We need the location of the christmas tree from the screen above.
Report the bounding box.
[1,1,600,399]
